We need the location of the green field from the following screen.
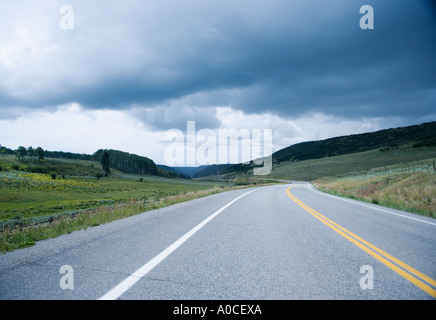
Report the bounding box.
[0,155,226,226]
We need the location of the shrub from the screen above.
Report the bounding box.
[27,166,48,174]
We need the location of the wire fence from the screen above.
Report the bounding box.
[359,159,436,178]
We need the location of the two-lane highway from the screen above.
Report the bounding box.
[1,183,435,300]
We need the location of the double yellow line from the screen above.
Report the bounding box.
[286,185,436,298]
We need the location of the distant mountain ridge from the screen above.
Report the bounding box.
[192,164,232,178]
[156,164,232,178]
[157,165,209,178]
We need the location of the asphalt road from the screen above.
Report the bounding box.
[1,183,435,300]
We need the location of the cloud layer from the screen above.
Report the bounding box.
[1,0,435,161]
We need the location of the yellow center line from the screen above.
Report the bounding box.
[286,185,436,299]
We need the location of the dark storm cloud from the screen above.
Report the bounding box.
[219,0,436,118]
[1,0,435,127]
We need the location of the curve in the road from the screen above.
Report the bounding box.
[286,185,436,298]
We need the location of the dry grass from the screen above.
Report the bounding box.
[315,171,436,218]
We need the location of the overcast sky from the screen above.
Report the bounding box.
[1,0,435,165]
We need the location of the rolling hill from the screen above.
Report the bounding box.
[214,121,436,180]
[0,145,186,179]
[272,121,436,164]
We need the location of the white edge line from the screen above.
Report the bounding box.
[307,184,436,227]
[98,188,260,300]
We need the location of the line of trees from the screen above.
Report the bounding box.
[92,149,158,176]
[43,150,92,160]
[6,146,46,160]
[92,149,189,179]
[0,144,94,161]
[1,144,188,179]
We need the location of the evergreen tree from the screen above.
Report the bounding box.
[35,147,45,159]
[27,146,35,159]
[101,150,111,176]
[16,146,27,160]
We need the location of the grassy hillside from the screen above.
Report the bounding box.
[272,121,436,164]
[267,145,436,181]
[0,154,230,236]
[193,164,232,178]
[0,154,226,225]
[315,165,436,218]
[0,155,102,177]
[220,121,436,177]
